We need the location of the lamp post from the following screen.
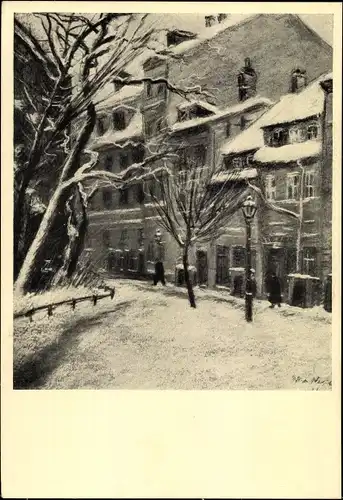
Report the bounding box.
[242,195,257,322]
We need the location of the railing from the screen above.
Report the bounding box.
[14,287,115,322]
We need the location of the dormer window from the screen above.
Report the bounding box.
[271,128,288,147]
[307,123,319,140]
[113,110,125,131]
[113,71,130,92]
[291,69,307,93]
[246,154,254,166]
[232,157,243,169]
[104,154,113,172]
[167,29,196,47]
[289,126,305,144]
[177,102,214,122]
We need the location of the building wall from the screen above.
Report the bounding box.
[319,81,332,279]
[167,14,332,111]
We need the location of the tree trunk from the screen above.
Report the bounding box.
[183,250,196,308]
[14,103,96,295]
[14,185,67,295]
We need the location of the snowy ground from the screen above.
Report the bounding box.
[13,279,332,390]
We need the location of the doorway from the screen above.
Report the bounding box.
[196,250,208,286]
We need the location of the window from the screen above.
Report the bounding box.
[178,109,188,122]
[104,154,112,172]
[246,153,254,166]
[232,157,243,169]
[102,189,113,209]
[119,187,129,205]
[289,126,305,144]
[146,81,152,97]
[305,171,315,198]
[303,247,317,276]
[149,178,156,198]
[287,174,299,200]
[226,121,231,137]
[113,71,130,92]
[120,229,128,245]
[113,110,125,130]
[136,183,145,204]
[145,120,154,137]
[307,123,318,140]
[119,152,129,170]
[137,228,144,247]
[102,230,110,248]
[271,128,288,147]
[265,174,276,200]
[233,246,246,267]
[155,119,163,135]
[194,144,207,166]
[97,117,106,135]
[240,115,247,131]
[132,146,144,164]
[157,82,166,97]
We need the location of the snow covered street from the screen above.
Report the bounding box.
[13,279,332,390]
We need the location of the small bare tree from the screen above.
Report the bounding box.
[148,145,252,308]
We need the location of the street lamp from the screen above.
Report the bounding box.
[242,195,257,322]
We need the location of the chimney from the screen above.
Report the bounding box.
[205,15,217,27]
[218,14,228,23]
[290,68,307,93]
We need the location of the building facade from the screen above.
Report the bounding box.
[85,14,332,293]
[217,73,333,297]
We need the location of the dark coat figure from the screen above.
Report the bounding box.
[153,260,166,286]
[251,273,257,298]
[267,273,282,307]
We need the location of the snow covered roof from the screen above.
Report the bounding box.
[172,96,273,133]
[253,141,321,164]
[95,84,143,111]
[167,14,257,56]
[221,114,267,155]
[221,73,331,156]
[211,168,257,184]
[177,99,218,114]
[256,72,331,128]
[90,111,143,150]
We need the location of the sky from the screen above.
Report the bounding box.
[18,13,333,47]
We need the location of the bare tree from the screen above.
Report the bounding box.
[14,13,214,294]
[147,144,252,308]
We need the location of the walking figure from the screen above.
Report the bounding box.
[153,259,166,286]
[267,272,282,308]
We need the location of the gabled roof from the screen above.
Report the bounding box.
[256,72,331,128]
